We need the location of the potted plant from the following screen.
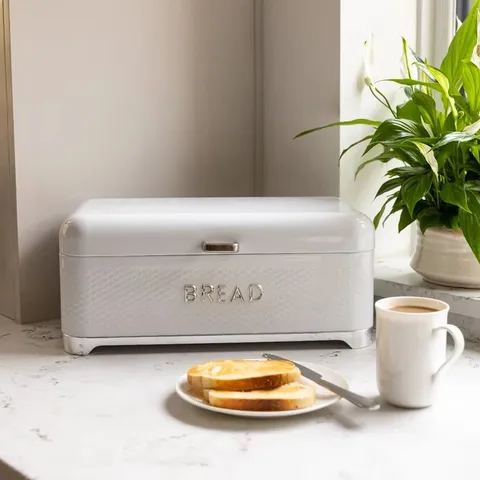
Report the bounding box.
[295,1,480,288]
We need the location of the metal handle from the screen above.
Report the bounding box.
[201,242,239,253]
[309,376,380,410]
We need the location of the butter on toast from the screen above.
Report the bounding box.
[187,359,301,391]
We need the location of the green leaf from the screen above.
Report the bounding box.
[404,86,413,99]
[462,162,480,174]
[415,63,458,120]
[411,91,439,131]
[390,145,426,165]
[463,118,480,135]
[457,110,468,132]
[294,119,380,139]
[440,0,480,91]
[440,182,471,212]
[466,180,480,191]
[411,91,437,110]
[364,119,429,155]
[436,148,454,170]
[396,100,422,123]
[462,61,480,114]
[461,118,478,132]
[409,49,436,81]
[382,196,404,227]
[433,131,478,148]
[458,190,480,262]
[386,166,428,177]
[446,214,461,230]
[402,37,413,79]
[472,146,480,162]
[412,141,438,178]
[362,136,438,157]
[417,207,444,233]
[355,151,396,179]
[375,177,404,198]
[400,174,433,216]
[338,135,373,164]
[452,94,474,122]
[398,208,415,232]
[378,78,444,94]
[408,47,433,74]
[443,112,457,131]
[420,118,434,137]
[371,118,428,142]
[403,136,439,146]
[373,195,396,229]
[415,64,448,91]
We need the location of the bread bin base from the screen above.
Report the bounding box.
[63,328,374,355]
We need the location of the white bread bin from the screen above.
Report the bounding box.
[59,197,374,355]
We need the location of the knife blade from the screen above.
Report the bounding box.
[262,353,380,410]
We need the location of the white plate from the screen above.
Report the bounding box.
[175,361,348,418]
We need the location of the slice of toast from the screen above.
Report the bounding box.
[189,384,211,401]
[206,382,316,411]
[187,359,301,391]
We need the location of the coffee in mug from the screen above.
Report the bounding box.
[388,305,439,314]
[375,296,464,408]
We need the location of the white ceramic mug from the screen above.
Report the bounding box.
[375,296,465,408]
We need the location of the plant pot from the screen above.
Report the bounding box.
[410,225,480,288]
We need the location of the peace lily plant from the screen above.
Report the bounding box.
[296,1,480,288]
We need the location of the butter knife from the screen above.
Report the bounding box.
[262,353,380,410]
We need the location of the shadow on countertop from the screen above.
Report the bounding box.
[162,391,372,432]
[89,340,353,356]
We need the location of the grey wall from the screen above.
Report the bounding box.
[3,0,257,322]
[262,0,341,196]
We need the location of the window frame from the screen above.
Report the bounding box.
[417,0,456,66]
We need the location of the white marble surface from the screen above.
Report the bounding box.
[1,316,480,480]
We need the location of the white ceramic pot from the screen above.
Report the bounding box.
[410,225,480,288]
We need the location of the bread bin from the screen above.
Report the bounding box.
[59,197,374,354]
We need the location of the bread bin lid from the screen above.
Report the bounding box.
[59,197,374,257]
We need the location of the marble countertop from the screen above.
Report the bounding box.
[375,257,480,318]
[1,316,480,480]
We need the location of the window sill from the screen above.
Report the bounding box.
[375,257,480,341]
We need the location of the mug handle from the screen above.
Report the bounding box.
[433,324,465,378]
